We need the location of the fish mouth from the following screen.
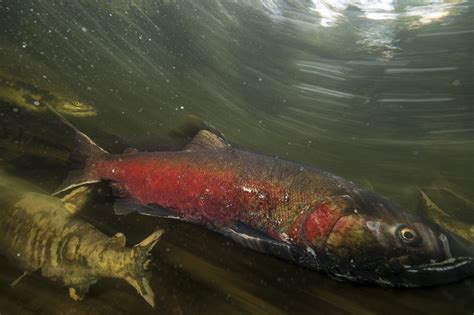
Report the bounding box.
[396,256,474,287]
[398,227,474,286]
[403,256,474,273]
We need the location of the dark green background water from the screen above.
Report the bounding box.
[0,1,473,314]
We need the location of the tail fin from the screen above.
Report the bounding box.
[44,102,109,195]
[125,229,164,307]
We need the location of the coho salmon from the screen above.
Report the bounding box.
[51,108,474,287]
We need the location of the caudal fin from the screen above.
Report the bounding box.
[125,229,164,307]
[44,102,109,195]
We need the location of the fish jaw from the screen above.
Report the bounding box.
[399,257,474,287]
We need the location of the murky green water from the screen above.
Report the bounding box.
[0,1,473,314]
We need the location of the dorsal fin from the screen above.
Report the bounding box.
[123,147,139,154]
[184,130,230,151]
[169,114,226,141]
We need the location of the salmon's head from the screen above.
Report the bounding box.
[299,190,474,287]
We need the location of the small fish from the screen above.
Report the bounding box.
[418,188,474,243]
[50,107,473,287]
[0,173,164,307]
[0,98,125,166]
[0,75,97,117]
[0,104,73,163]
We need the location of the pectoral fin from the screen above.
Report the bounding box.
[113,198,181,219]
[218,222,307,265]
[113,198,148,215]
[10,270,32,287]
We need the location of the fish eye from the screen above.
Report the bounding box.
[398,226,420,244]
